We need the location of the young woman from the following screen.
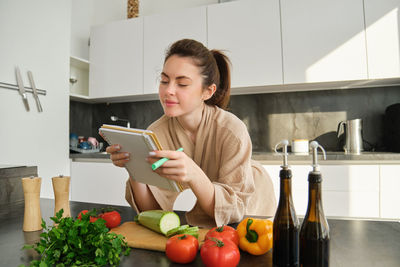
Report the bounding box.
[106,39,276,227]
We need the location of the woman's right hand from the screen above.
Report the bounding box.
[106,144,130,167]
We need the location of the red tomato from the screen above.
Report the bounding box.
[77,210,98,223]
[205,226,239,246]
[99,210,121,229]
[165,234,199,264]
[200,238,240,267]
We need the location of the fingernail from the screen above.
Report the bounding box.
[125,153,129,157]
[115,145,120,149]
[149,151,156,156]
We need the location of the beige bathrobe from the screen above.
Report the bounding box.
[125,104,276,228]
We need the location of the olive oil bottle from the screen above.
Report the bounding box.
[273,140,300,267]
[300,141,330,267]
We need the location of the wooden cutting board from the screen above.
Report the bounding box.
[110,221,210,252]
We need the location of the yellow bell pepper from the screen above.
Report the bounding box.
[237,217,273,255]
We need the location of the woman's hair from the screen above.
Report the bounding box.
[164,39,231,110]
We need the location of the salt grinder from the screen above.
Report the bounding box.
[22,176,43,232]
[52,175,71,217]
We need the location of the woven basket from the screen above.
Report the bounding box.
[127,0,139,18]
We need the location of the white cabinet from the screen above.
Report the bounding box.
[280,0,368,84]
[207,0,283,88]
[380,165,400,219]
[263,164,380,218]
[89,18,144,98]
[320,165,380,218]
[143,6,207,94]
[70,56,89,98]
[364,0,400,79]
[70,161,130,206]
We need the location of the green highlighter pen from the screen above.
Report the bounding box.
[151,147,184,171]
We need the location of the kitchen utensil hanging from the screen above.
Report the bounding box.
[0,67,46,112]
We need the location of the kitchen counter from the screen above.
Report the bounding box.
[70,151,400,165]
[1,199,399,267]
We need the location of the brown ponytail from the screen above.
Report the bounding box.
[164,39,231,110]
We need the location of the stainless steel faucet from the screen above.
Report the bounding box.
[110,116,131,128]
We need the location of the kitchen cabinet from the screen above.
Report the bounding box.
[70,161,130,206]
[263,164,380,218]
[207,0,283,88]
[364,0,400,79]
[70,56,89,99]
[89,17,144,98]
[143,6,207,94]
[280,0,368,84]
[380,165,400,219]
[70,160,196,210]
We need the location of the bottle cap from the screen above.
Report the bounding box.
[274,139,289,170]
[310,141,326,172]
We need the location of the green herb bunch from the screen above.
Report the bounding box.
[21,209,131,267]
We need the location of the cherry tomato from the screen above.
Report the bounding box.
[77,210,98,223]
[165,234,199,264]
[200,238,240,267]
[99,210,121,229]
[205,226,239,246]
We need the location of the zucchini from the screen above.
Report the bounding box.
[166,225,190,237]
[165,225,200,238]
[134,210,180,235]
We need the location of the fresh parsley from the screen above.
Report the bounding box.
[21,209,131,267]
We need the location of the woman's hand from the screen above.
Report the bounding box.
[106,144,130,167]
[147,150,197,184]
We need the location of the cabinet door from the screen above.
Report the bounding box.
[281,0,368,83]
[364,0,400,79]
[89,18,143,98]
[70,161,130,206]
[143,7,207,94]
[265,164,380,218]
[207,0,283,88]
[320,165,380,218]
[380,165,400,219]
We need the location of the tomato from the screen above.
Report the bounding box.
[77,210,98,223]
[165,234,199,264]
[205,226,239,246]
[200,238,240,267]
[99,210,121,229]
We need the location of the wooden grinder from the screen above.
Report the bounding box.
[52,175,71,218]
[22,177,43,232]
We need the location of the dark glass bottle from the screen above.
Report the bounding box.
[300,141,330,267]
[273,140,300,267]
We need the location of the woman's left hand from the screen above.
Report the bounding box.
[147,150,197,184]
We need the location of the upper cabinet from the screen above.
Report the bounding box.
[280,0,368,84]
[85,0,400,103]
[89,18,144,98]
[143,7,207,94]
[364,0,400,79]
[207,0,283,88]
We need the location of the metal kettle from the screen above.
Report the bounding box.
[337,118,364,154]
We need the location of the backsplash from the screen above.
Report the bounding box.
[70,86,400,152]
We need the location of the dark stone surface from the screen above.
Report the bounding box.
[0,166,37,214]
[1,199,399,267]
[70,86,400,153]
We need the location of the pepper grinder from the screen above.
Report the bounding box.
[22,177,43,232]
[52,175,71,218]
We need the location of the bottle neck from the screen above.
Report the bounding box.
[279,169,293,202]
[305,181,324,222]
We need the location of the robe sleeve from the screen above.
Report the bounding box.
[212,126,255,226]
[124,178,140,214]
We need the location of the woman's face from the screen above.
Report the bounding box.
[159,55,214,118]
